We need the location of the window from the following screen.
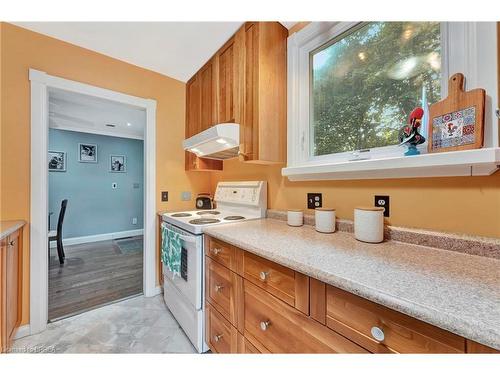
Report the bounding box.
[310,22,441,157]
[284,22,498,180]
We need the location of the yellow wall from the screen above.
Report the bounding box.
[0,23,211,325]
[211,158,500,239]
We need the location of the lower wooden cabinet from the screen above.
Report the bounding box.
[204,235,498,354]
[1,226,23,353]
[243,280,367,353]
[325,285,465,353]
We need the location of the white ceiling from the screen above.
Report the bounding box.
[49,88,146,139]
[14,22,246,82]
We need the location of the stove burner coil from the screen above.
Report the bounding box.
[189,218,221,225]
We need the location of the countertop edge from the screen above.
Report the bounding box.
[0,220,26,241]
[203,226,500,350]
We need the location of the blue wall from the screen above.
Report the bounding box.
[49,129,144,238]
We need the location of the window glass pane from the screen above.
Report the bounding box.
[310,22,441,156]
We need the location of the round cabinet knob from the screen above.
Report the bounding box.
[259,271,269,281]
[371,326,385,342]
[212,248,222,255]
[215,284,224,292]
[213,334,223,342]
[260,320,270,331]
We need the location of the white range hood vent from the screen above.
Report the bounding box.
[183,123,240,160]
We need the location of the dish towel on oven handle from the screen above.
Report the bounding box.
[161,222,182,277]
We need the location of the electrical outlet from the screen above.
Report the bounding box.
[375,195,390,217]
[161,191,168,202]
[307,193,322,209]
[181,191,191,201]
[132,217,138,225]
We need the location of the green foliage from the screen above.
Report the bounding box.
[312,22,441,156]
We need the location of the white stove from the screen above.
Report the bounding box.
[162,181,267,234]
[161,181,267,353]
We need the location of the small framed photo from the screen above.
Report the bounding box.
[78,143,97,163]
[110,155,126,173]
[48,151,66,172]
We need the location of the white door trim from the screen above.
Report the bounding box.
[29,69,158,335]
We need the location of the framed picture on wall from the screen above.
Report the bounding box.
[78,143,97,163]
[110,155,126,173]
[48,150,66,172]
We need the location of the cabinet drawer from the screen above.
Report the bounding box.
[206,237,242,272]
[205,256,243,329]
[206,303,239,353]
[326,285,465,353]
[243,280,368,353]
[243,251,309,312]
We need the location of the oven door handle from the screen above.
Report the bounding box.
[163,223,197,244]
[178,233,196,243]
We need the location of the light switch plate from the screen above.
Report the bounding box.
[307,193,322,209]
[161,191,168,202]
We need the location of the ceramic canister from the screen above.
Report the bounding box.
[315,208,336,233]
[287,209,304,227]
[354,207,385,243]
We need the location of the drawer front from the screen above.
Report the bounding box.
[243,280,368,353]
[205,256,243,327]
[326,285,465,353]
[206,237,241,272]
[206,303,239,353]
[243,251,296,306]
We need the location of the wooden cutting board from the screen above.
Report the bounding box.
[428,73,485,153]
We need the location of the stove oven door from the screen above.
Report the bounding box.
[162,222,203,310]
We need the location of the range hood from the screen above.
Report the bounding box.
[183,123,240,160]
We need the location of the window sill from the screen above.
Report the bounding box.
[281,148,500,181]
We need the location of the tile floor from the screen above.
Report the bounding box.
[12,294,196,353]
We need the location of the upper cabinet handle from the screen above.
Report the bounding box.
[8,240,15,247]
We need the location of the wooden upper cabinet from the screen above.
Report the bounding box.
[184,21,287,170]
[239,22,287,164]
[216,35,242,124]
[199,58,218,131]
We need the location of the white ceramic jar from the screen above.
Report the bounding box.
[287,209,304,227]
[315,208,336,233]
[354,207,385,243]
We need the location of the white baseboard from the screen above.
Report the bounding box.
[14,324,31,340]
[153,285,162,296]
[50,229,144,248]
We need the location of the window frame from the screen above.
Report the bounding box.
[285,21,498,174]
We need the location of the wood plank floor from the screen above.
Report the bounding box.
[48,236,143,321]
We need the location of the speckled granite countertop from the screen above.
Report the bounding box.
[203,218,500,350]
[0,220,26,240]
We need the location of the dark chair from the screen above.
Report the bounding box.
[48,199,68,264]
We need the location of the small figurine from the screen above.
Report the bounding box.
[399,107,426,156]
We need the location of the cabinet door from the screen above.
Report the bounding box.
[199,58,217,131]
[6,230,21,345]
[217,36,241,124]
[186,75,201,137]
[240,22,259,162]
[0,238,6,351]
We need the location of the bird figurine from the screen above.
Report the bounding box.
[399,107,426,156]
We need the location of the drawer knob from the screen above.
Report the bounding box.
[371,326,385,342]
[213,334,224,342]
[215,284,224,292]
[259,271,269,281]
[212,248,222,255]
[260,320,270,331]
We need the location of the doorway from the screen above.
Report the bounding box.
[47,88,146,320]
[29,69,158,335]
